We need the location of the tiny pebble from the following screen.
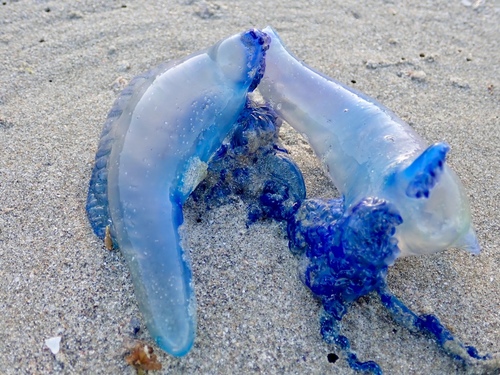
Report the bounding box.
[45,336,62,354]
[450,77,470,89]
[409,70,427,82]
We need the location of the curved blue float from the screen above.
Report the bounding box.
[87,29,269,356]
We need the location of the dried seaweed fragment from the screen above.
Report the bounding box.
[125,342,162,373]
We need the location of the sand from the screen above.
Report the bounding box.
[0,1,498,374]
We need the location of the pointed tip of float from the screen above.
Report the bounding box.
[262,26,280,43]
[455,227,481,255]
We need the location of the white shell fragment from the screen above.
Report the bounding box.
[45,336,61,354]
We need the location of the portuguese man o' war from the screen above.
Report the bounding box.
[86,26,498,373]
[259,26,497,373]
[86,29,269,356]
[259,26,479,257]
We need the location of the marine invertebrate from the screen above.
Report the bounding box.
[260,27,496,373]
[86,29,269,356]
[86,26,496,373]
[259,27,479,257]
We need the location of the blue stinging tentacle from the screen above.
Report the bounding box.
[320,312,383,375]
[377,283,492,364]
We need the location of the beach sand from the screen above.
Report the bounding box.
[0,1,498,374]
